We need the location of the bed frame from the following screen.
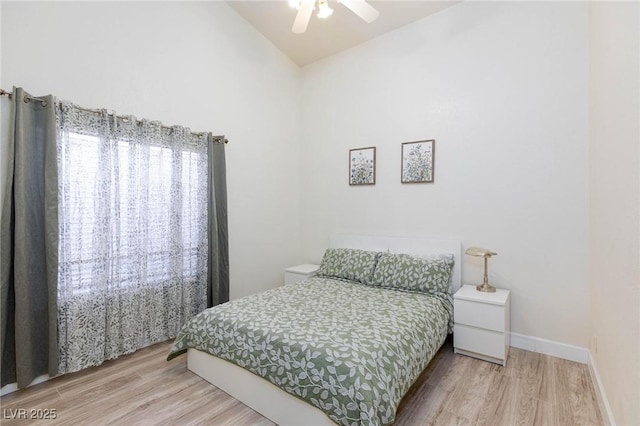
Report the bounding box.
[187,234,462,425]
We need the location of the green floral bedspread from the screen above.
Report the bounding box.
[167,277,452,426]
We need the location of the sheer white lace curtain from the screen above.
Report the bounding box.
[56,102,209,374]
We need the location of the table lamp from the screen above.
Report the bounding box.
[465,247,497,293]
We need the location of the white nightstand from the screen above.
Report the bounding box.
[284,264,319,286]
[453,285,510,366]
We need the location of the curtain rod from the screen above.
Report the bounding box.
[0,88,228,144]
[0,87,48,106]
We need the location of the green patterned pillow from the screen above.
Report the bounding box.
[370,252,454,297]
[316,248,381,284]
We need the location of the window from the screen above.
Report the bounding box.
[55,104,210,374]
[58,132,206,293]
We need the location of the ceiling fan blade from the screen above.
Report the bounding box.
[292,0,315,34]
[338,0,380,23]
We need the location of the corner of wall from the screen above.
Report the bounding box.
[588,2,640,425]
[588,351,616,426]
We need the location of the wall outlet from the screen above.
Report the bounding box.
[593,336,598,353]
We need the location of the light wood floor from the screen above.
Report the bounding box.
[0,337,602,425]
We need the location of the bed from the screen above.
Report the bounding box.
[168,235,461,426]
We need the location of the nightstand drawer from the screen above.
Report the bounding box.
[454,299,505,332]
[453,324,506,360]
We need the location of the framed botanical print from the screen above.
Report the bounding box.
[401,139,434,183]
[349,147,376,185]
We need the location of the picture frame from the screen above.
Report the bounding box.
[349,147,376,185]
[401,139,435,183]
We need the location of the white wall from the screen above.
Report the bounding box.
[5,3,628,369]
[0,1,302,299]
[589,2,640,425]
[300,2,590,347]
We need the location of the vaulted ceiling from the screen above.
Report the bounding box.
[227,1,460,67]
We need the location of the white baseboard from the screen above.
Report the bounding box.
[1,374,51,396]
[509,332,589,364]
[588,351,616,426]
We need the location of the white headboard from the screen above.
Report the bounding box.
[330,234,462,293]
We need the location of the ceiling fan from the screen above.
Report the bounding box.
[289,0,380,34]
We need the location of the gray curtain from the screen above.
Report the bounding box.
[1,87,59,388]
[208,136,229,307]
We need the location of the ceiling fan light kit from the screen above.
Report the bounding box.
[290,0,379,34]
[317,0,334,19]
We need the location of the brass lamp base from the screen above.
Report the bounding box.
[465,247,498,293]
[476,283,496,293]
